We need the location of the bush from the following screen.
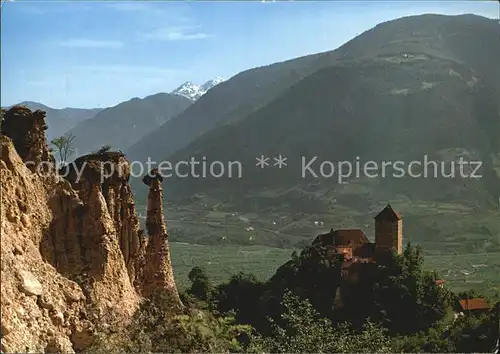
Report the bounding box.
[254,290,392,353]
[94,145,111,154]
[85,290,259,353]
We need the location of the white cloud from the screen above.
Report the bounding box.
[105,2,191,21]
[24,80,49,87]
[13,2,92,14]
[57,39,123,49]
[106,2,206,41]
[139,26,211,41]
[105,2,152,12]
[69,64,188,76]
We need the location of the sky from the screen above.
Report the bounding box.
[1,1,498,109]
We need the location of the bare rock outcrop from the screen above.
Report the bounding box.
[1,107,179,351]
[1,105,54,172]
[142,169,182,306]
[58,151,147,293]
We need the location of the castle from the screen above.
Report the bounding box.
[313,204,403,281]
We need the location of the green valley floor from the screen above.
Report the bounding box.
[170,242,500,295]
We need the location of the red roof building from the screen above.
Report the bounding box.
[459,298,490,312]
[313,228,369,246]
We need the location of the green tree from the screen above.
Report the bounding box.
[259,243,343,330]
[50,132,76,164]
[187,266,213,302]
[256,290,392,353]
[392,322,455,353]
[213,272,265,327]
[370,243,452,335]
[449,313,496,352]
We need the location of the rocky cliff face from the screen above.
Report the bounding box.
[57,151,148,296]
[0,106,181,352]
[1,134,92,352]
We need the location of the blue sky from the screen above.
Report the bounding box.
[1,1,498,108]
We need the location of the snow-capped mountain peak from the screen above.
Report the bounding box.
[171,78,225,101]
[200,77,225,91]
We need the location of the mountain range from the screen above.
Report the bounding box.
[163,14,500,201]
[127,14,499,200]
[6,77,225,157]
[123,14,499,251]
[67,93,192,157]
[4,101,102,141]
[6,14,499,252]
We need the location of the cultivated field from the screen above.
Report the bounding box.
[170,242,500,296]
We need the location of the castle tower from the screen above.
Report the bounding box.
[374,204,402,255]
